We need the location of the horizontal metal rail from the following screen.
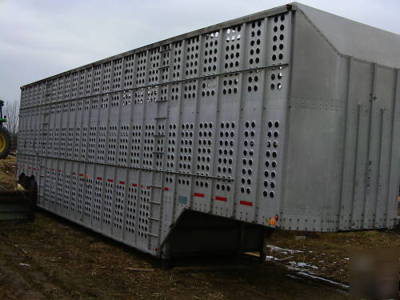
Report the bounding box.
[17,152,235,182]
[20,64,289,111]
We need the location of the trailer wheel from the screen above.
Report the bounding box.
[0,127,11,159]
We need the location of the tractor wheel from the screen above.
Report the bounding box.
[0,127,11,159]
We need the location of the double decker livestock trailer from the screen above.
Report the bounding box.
[17,3,400,258]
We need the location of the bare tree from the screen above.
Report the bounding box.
[3,100,20,135]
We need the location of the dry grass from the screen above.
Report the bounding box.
[0,156,16,191]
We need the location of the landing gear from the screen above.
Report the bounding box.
[259,228,274,263]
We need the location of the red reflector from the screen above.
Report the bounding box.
[79,173,84,176]
[193,193,205,198]
[163,187,169,191]
[96,177,102,181]
[240,200,253,206]
[107,179,114,183]
[215,196,227,202]
[132,183,138,187]
[119,181,125,185]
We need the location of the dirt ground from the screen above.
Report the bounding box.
[0,156,392,299]
[0,212,351,300]
[267,230,400,284]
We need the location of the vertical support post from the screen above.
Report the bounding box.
[259,227,273,263]
[338,57,352,229]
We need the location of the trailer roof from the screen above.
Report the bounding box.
[21,3,291,89]
[294,2,400,68]
[21,3,400,88]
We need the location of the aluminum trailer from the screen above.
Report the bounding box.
[17,3,400,258]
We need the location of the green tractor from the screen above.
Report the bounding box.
[0,100,11,159]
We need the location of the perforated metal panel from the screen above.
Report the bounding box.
[17,3,400,257]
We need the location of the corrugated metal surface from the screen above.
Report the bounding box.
[17,3,400,257]
[282,8,400,232]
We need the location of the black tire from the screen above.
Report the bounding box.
[0,126,11,159]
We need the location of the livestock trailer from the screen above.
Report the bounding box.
[17,3,400,258]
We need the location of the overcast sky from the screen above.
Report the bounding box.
[0,0,399,103]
